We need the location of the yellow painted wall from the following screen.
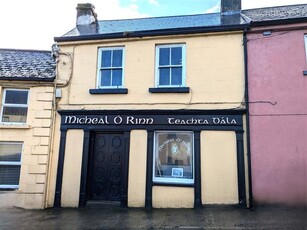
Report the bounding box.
[0,85,54,209]
[201,131,238,204]
[152,186,194,208]
[56,33,245,111]
[61,129,84,207]
[128,130,147,207]
[47,31,246,208]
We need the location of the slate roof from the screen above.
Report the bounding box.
[56,12,248,42]
[55,3,307,42]
[0,49,55,81]
[242,4,307,24]
[64,13,247,36]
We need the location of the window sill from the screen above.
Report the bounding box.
[303,70,307,76]
[149,87,190,93]
[0,187,19,191]
[152,182,194,187]
[0,124,30,129]
[89,88,128,94]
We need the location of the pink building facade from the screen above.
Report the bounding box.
[246,14,307,205]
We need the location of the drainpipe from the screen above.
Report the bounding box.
[243,29,253,208]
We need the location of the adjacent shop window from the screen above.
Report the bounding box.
[153,131,194,184]
[155,44,186,87]
[0,142,23,189]
[1,89,29,124]
[97,47,125,88]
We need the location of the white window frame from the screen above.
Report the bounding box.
[0,142,23,189]
[155,44,186,88]
[152,131,194,185]
[0,89,29,124]
[96,47,125,89]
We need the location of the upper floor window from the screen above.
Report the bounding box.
[0,142,23,189]
[1,89,29,124]
[97,47,124,88]
[155,44,186,87]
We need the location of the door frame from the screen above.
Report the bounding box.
[79,130,130,207]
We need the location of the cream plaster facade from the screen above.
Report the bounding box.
[0,84,55,209]
[61,129,84,207]
[201,131,238,204]
[54,33,245,111]
[47,31,248,208]
[128,130,147,207]
[152,186,194,208]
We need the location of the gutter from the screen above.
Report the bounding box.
[0,77,55,82]
[54,24,249,42]
[249,17,307,27]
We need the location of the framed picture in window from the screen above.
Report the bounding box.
[171,168,183,177]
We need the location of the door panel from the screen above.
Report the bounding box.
[89,133,124,201]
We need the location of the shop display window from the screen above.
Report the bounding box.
[153,131,194,184]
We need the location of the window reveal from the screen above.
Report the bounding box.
[153,131,194,184]
[1,89,29,124]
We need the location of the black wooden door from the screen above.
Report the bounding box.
[89,133,124,201]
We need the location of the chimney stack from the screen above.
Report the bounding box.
[76,3,98,34]
[76,3,97,26]
[221,0,241,15]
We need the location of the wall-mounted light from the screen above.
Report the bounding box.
[262,31,272,36]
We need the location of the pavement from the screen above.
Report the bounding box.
[0,204,306,230]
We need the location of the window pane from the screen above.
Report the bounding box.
[154,131,193,184]
[101,50,112,68]
[159,68,170,86]
[159,48,170,66]
[2,107,27,123]
[171,47,182,65]
[101,70,111,86]
[171,67,182,85]
[112,50,123,67]
[112,69,122,86]
[5,90,28,104]
[0,143,22,162]
[0,165,21,185]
